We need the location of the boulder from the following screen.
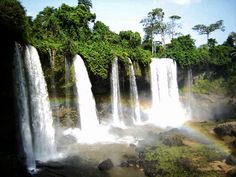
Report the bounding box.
[129,143,136,148]
[127,156,139,166]
[120,161,129,167]
[160,134,184,146]
[213,122,236,138]
[98,159,114,171]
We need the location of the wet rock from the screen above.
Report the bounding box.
[129,143,136,148]
[120,161,129,167]
[127,156,139,166]
[213,122,236,138]
[98,159,114,171]
[232,139,236,148]
[225,153,236,165]
[36,160,64,169]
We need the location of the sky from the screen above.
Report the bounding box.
[20,0,236,46]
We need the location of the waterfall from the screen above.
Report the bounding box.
[150,58,187,127]
[25,46,56,161]
[14,44,36,171]
[49,51,57,98]
[187,69,193,118]
[65,58,71,109]
[128,59,141,123]
[111,57,123,126]
[73,55,99,131]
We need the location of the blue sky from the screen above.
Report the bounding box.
[20,0,236,46]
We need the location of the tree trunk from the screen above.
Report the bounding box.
[206,33,209,44]
[161,32,165,46]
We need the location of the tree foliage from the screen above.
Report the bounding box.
[119,30,141,48]
[168,15,182,39]
[0,0,29,43]
[192,20,225,44]
[163,35,197,67]
[140,8,166,53]
[27,2,151,91]
[78,0,92,8]
[2,1,235,97]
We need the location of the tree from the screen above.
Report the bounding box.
[93,21,119,44]
[140,8,165,54]
[168,15,181,40]
[164,35,198,67]
[224,32,236,47]
[78,0,92,8]
[192,20,225,44]
[119,30,141,48]
[208,38,217,48]
[0,0,30,43]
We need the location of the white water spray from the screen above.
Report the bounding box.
[187,69,193,119]
[111,58,123,126]
[14,44,36,171]
[25,46,56,161]
[73,55,99,131]
[65,58,71,109]
[150,58,187,127]
[128,59,141,123]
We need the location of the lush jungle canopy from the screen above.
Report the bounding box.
[1,0,236,95]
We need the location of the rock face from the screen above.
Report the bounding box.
[213,122,236,137]
[98,159,114,171]
[190,93,236,121]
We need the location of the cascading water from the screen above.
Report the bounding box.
[150,58,187,127]
[128,58,141,123]
[25,46,56,161]
[187,69,193,118]
[65,58,71,109]
[14,44,36,171]
[111,57,123,126]
[73,55,99,131]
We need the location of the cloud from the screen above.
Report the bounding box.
[159,0,201,5]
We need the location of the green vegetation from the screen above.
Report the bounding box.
[27,2,151,94]
[0,0,30,43]
[1,1,236,96]
[141,121,236,177]
[145,142,227,177]
[192,77,226,94]
[192,20,225,45]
